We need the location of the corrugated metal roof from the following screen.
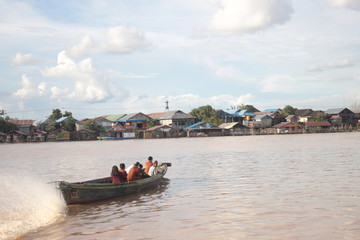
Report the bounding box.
[295,109,313,117]
[145,125,172,132]
[305,121,331,127]
[219,122,239,129]
[223,109,255,117]
[55,116,69,123]
[8,119,35,125]
[106,114,126,122]
[325,108,350,115]
[273,122,302,128]
[147,112,164,119]
[116,112,152,122]
[264,108,281,112]
[184,122,213,130]
[160,110,196,120]
[254,115,271,120]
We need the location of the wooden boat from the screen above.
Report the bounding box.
[57,162,171,205]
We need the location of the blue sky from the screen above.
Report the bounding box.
[1,0,360,120]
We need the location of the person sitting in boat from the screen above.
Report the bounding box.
[148,160,158,176]
[144,156,153,175]
[126,161,140,174]
[111,165,122,183]
[127,162,142,182]
[139,164,150,178]
[118,163,128,182]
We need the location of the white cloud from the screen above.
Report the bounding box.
[208,0,293,35]
[42,51,127,103]
[12,53,42,65]
[67,26,150,57]
[307,64,323,72]
[50,86,71,101]
[328,0,360,10]
[308,58,355,71]
[102,26,150,54]
[326,58,355,68]
[13,74,47,99]
[260,75,295,93]
[67,36,96,57]
[107,69,157,79]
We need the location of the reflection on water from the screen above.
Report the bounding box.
[0,133,360,240]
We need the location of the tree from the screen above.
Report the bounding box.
[281,105,297,116]
[238,104,259,112]
[62,117,77,132]
[0,117,18,133]
[45,121,58,133]
[190,105,223,126]
[49,109,62,121]
[84,119,103,134]
[64,111,72,117]
[309,113,328,122]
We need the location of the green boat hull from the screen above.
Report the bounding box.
[58,163,169,205]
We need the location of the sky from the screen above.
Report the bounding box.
[1,0,360,120]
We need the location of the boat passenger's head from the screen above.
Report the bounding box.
[148,156,153,161]
[119,163,125,169]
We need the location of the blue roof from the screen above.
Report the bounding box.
[223,109,255,117]
[56,116,69,123]
[55,116,78,123]
[225,109,240,115]
[183,122,213,130]
[264,108,281,112]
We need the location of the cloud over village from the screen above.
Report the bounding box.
[1,0,360,119]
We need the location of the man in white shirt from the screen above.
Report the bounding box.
[148,160,158,176]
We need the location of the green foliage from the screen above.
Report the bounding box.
[49,109,62,121]
[190,105,223,126]
[62,117,77,132]
[309,113,327,122]
[45,121,58,133]
[281,105,297,116]
[238,104,259,112]
[0,117,18,133]
[83,119,103,134]
[64,111,72,117]
[146,120,157,129]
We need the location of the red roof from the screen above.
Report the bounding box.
[273,122,302,128]
[305,121,331,127]
[147,112,164,119]
[8,119,34,125]
[145,125,172,132]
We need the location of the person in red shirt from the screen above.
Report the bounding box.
[110,165,122,183]
[118,163,127,182]
[127,163,141,182]
[144,156,153,175]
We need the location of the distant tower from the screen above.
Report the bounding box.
[165,100,169,112]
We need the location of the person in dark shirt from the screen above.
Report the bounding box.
[118,163,127,182]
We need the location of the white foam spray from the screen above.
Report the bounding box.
[0,173,65,240]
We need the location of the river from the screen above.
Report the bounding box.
[0,132,359,240]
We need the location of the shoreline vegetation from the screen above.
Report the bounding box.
[1,105,359,143]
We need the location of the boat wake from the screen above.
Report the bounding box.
[0,173,65,240]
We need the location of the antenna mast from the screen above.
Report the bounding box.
[165,100,169,111]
